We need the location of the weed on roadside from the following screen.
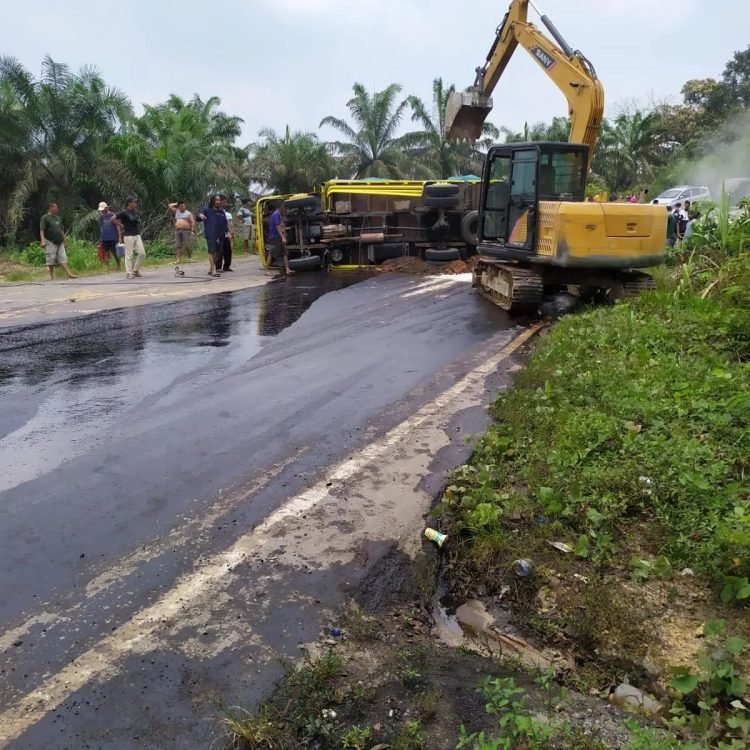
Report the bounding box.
[221,650,347,749]
[667,620,750,748]
[415,688,442,719]
[342,602,379,642]
[340,724,372,749]
[221,704,294,749]
[391,719,425,750]
[438,273,750,610]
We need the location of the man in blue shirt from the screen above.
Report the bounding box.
[267,203,293,275]
[198,195,228,277]
[98,202,121,271]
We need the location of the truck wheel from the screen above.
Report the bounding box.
[425,248,461,262]
[460,210,480,246]
[284,195,319,211]
[424,195,460,209]
[288,255,322,271]
[424,183,460,199]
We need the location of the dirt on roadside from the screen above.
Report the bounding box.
[220,544,638,750]
[376,256,479,276]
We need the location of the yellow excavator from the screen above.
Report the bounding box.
[446,0,666,313]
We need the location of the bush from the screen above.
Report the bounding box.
[440,256,750,599]
[8,234,195,274]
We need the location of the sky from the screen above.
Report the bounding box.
[3,0,749,144]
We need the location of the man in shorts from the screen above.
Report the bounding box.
[98,202,121,271]
[40,203,77,280]
[266,203,293,276]
[169,200,195,264]
[237,198,255,254]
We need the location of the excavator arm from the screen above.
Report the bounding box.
[446,0,604,165]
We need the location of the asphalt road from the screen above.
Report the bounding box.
[0,271,534,749]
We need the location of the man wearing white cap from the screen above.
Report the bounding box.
[98,202,121,271]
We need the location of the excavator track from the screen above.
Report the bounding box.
[472,262,544,314]
[621,273,656,298]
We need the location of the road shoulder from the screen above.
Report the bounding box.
[0,256,268,329]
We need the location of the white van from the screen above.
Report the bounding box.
[654,186,711,206]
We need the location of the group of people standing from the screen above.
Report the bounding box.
[39,198,147,280]
[165,194,256,277]
[661,200,697,248]
[82,195,257,280]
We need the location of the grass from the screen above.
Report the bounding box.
[436,240,750,746]
[438,260,749,597]
[221,650,359,749]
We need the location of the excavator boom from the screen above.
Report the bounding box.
[446,0,604,165]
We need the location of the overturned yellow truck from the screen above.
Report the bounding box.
[254,178,482,271]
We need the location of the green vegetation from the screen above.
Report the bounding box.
[3,40,750,257]
[438,240,749,596]
[3,236,202,281]
[436,200,749,747]
[222,650,347,749]
[0,56,246,246]
[320,82,412,179]
[248,126,332,195]
[220,644,442,750]
[456,673,614,750]
[668,620,749,748]
[403,78,500,180]
[391,719,425,750]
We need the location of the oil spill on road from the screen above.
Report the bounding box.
[0,273,370,492]
[0,272,371,388]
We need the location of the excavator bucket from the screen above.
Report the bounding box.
[445,91,494,141]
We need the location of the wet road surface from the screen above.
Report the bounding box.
[0,272,531,749]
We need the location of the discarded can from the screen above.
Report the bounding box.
[512,559,534,577]
[609,683,665,717]
[424,528,447,548]
[547,541,573,554]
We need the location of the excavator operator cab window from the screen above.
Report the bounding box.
[479,143,589,248]
[537,146,587,202]
[482,151,511,242]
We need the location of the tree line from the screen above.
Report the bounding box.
[1,46,749,245]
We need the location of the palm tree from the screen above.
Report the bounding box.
[0,55,132,238]
[402,78,500,179]
[105,94,247,232]
[248,126,332,194]
[501,116,570,143]
[592,108,664,192]
[320,83,409,178]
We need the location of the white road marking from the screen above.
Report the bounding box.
[0,323,543,746]
[0,453,302,653]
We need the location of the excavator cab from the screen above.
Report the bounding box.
[479,142,587,257]
[473,141,665,313]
